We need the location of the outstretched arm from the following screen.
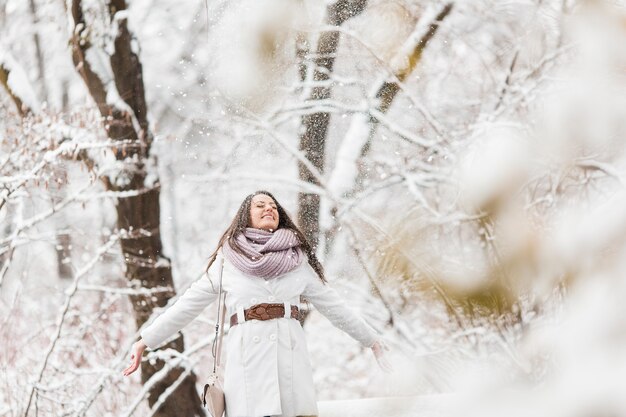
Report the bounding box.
[123,266,220,376]
[301,267,378,348]
[301,265,392,372]
[140,275,219,349]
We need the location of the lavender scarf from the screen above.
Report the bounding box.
[222,227,304,279]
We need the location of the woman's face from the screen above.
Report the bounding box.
[249,194,279,231]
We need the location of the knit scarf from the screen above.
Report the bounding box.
[222,227,304,279]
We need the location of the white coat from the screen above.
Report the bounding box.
[141,252,378,417]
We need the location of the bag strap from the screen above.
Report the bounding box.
[211,254,226,372]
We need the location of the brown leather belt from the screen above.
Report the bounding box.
[230,303,299,327]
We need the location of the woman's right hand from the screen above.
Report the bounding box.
[123,340,147,376]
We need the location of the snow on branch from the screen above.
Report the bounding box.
[118,338,213,417]
[77,284,174,296]
[0,50,39,115]
[369,108,437,148]
[0,181,92,251]
[22,234,120,417]
[391,4,454,82]
[327,4,453,199]
[324,24,447,134]
[327,111,370,197]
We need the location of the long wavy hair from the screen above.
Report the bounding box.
[204,190,326,283]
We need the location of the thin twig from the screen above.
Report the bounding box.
[23,235,120,417]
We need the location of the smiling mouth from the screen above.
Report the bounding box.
[262,215,274,220]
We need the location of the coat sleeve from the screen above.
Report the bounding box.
[141,259,221,349]
[301,266,378,348]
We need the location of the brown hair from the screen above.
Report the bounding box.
[204,190,327,283]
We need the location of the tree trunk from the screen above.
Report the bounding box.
[28,0,48,103]
[0,60,31,116]
[297,0,367,250]
[69,1,204,415]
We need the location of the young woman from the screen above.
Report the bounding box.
[123,190,390,417]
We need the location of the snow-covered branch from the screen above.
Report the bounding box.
[23,234,120,416]
[0,50,39,115]
[76,284,174,296]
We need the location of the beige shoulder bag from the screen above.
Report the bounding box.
[202,255,226,417]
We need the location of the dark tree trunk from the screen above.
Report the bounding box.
[54,228,73,279]
[69,1,204,416]
[28,0,48,103]
[297,0,367,250]
[0,63,30,116]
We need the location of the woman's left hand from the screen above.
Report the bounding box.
[371,340,393,373]
[123,340,147,377]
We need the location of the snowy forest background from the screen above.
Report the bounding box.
[2,0,626,416]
